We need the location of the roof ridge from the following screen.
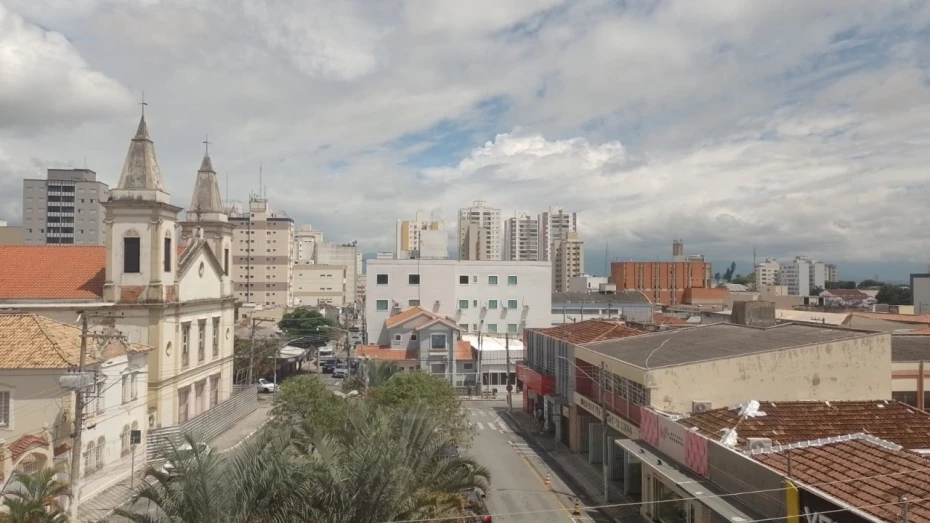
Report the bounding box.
[30,315,77,368]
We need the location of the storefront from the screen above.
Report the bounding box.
[515,363,555,415]
[573,394,641,493]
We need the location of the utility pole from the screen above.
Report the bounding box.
[247,317,275,385]
[600,361,609,504]
[505,333,512,412]
[68,314,89,519]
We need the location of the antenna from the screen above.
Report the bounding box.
[259,162,263,201]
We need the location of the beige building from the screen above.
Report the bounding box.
[551,231,584,292]
[538,206,577,262]
[396,211,444,258]
[294,224,323,263]
[503,212,539,261]
[294,264,348,306]
[0,220,23,245]
[458,201,501,261]
[891,335,930,409]
[229,198,295,306]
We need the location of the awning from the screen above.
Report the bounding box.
[277,346,307,362]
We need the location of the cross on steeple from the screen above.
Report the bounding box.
[203,133,211,155]
[139,91,148,116]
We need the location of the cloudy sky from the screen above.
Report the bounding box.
[2,0,930,279]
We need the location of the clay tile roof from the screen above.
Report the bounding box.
[824,289,869,298]
[384,306,432,328]
[851,312,930,325]
[681,400,930,450]
[356,345,418,361]
[0,314,150,369]
[456,340,473,361]
[538,320,646,345]
[0,246,105,300]
[654,313,688,325]
[10,434,49,463]
[909,327,930,335]
[892,335,930,361]
[756,439,930,523]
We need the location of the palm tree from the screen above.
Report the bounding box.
[341,360,398,394]
[0,469,71,523]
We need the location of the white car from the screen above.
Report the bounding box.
[332,365,348,379]
[161,442,212,477]
[257,378,276,393]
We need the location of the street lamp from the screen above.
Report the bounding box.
[555,355,610,504]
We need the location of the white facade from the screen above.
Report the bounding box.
[416,229,449,259]
[538,206,577,262]
[294,224,323,263]
[396,211,445,259]
[551,232,584,292]
[778,256,825,296]
[567,275,608,293]
[503,213,539,261]
[754,259,780,288]
[458,201,502,261]
[313,243,358,303]
[365,259,551,343]
[293,264,347,306]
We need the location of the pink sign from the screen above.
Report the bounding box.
[640,409,659,446]
[685,430,709,478]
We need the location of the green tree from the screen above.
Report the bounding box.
[342,360,399,394]
[876,284,913,305]
[730,274,753,286]
[858,279,884,289]
[233,337,277,382]
[271,374,345,430]
[825,281,856,290]
[371,371,476,447]
[0,469,71,523]
[714,272,721,281]
[278,309,335,344]
[723,262,737,282]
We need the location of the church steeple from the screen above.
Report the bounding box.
[115,114,165,194]
[188,135,226,222]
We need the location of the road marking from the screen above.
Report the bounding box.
[497,422,510,432]
[515,447,576,521]
[475,422,484,430]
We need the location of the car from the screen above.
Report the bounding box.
[462,488,491,522]
[161,442,212,477]
[332,364,348,378]
[257,378,276,393]
[321,358,338,374]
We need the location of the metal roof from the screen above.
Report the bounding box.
[891,335,930,362]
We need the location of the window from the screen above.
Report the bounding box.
[182,322,191,367]
[459,324,468,331]
[508,324,518,333]
[164,236,172,272]
[488,275,498,285]
[0,391,11,428]
[198,320,206,362]
[195,381,205,416]
[179,387,190,424]
[376,274,389,285]
[210,375,219,408]
[131,372,139,400]
[393,333,403,344]
[431,334,447,350]
[408,299,420,306]
[121,375,130,403]
[121,425,131,456]
[508,299,518,309]
[95,381,105,413]
[410,333,418,341]
[376,300,389,311]
[487,324,498,333]
[472,324,478,331]
[488,300,498,309]
[508,275,518,285]
[124,237,141,273]
[893,391,917,407]
[408,274,420,285]
[459,275,469,284]
[463,363,474,371]
[458,300,469,309]
[212,317,220,357]
[96,436,105,469]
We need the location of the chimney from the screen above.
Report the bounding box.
[730,301,776,327]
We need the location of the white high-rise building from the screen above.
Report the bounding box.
[503,212,539,261]
[396,211,446,259]
[294,224,323,263]
[551,231,584,292]
[754,259,780,288]
[538,206,577,262]
[778,256,825,296]
[458,201,501,261]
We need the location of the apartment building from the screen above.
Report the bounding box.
[313,243,359,303]
[229,198,295,306]
[294,224,323,263]
[611,260,713,306]
[754,258,780,287]
[458,201,502,260]
[365,259,551,343]
[0,221,23,245]
[538,206,577,262]
[825,263,838,282]
[551,231,584,292]
[396,211,447,259]
[22,168,109,245]
[779,256,825,296]
[293,264,348,306]
[503,212,539,261]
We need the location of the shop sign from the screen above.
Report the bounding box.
[656,414,686,464]
[561,405,570,417]
[798,488,871,523]
[606,411,639,439]
[575,395,603,418]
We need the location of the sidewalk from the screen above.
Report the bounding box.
[504,409,646,523]
[77,398,273,522]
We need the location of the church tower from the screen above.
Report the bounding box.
[102,113,182,303]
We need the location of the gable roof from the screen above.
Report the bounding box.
[537,319,646,345]
[823,288,869,299]
[356,345,418,361]
[0,314,151,369]
[385,306,430,328]
[0,246,105,300]
[177,238,225,278]
[417,317,461,331]
[681,400,930,450]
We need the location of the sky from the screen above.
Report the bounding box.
[2,0,930,281]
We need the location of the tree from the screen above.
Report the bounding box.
[271,374,345,431]
[858,279,884,289]
[723,262,737,282]
[811,286,825,296]
[825,281,856,290]
[233,337,277,382]
[876,284,913,306]
[730,274,753,286]
[278,309,335,344]
[370,371,476,447]
[714,272,721,282]
[0,469,71,523]
[342,360,399,394]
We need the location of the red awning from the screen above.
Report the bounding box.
[516,363,555,395]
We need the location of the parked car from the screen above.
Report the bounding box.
[257,378,276,393]
[162,442,212,477]
[332,364,348,378]
[321,358,338,374]
[462,487,491,522]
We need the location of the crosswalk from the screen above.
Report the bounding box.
[468,408,513,433]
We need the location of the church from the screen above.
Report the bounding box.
[0,112,239,432]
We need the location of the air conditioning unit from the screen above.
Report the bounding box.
[747,437,772,452]
[691,401,713,413]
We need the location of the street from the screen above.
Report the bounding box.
[465,400,598,523]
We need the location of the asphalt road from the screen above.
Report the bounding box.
[464,400,594,523]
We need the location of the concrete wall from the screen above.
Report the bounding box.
[707,441,785,519]
[0,371,69,446]
[293,264,348,306]
[647,333,892,414]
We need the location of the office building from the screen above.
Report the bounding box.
[754,259,780,287]
[294,224,323,263]
[21,169,109,245]
[228,198,295,306]
[778,256,825,296]
[458,201,502,260]
[538,206,577,262]
[503,212,539,261]
[551,231,584,292]
[825,263,838,283]
[397,211,446,259]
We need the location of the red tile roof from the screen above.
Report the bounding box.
[756,439,930,523]
[356,345,418,361]
[384,306,430,328]
[823,289,869,299]
[682,400,930,450]
[538,320,646,345]
[910,327,930,335]
[10,434,49,462]
[455,340,473,361]
[654,313,689,325]
[0,246,105,300]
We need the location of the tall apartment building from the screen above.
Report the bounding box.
[755,259,780,287]
[503,212,539,261]
[538,206,577,261]
[314,242,359,303]
[21,168,109,245]
[293,264,348,306]
[825,263,838,283]
[397,211,447,259]
[458,201,502,260]
[778,256,825,296]
[551,231,584,292]
[294,224,323,263]
[228,198,295,306]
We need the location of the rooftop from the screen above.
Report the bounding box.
[461,334,524,352]
[681,400,930,450]
[0,246,105,301]
[535,319,646,345]
[755,437,930,523]
[891,335,930,362]
[581,323,874,369]
[552,291,651,304]
[851,312,930,325]
[822,288,870,299]
[384,306,459,331]
[356,340,472,361]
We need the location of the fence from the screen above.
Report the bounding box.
[146,385,259,460]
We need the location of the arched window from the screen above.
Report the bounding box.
[124,229,141,274]
[83,440,95,476]
[95,436,105,470]
[121,425,131,456]
[164,229,172,273]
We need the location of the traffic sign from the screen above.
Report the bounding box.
[506,385,513,392]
